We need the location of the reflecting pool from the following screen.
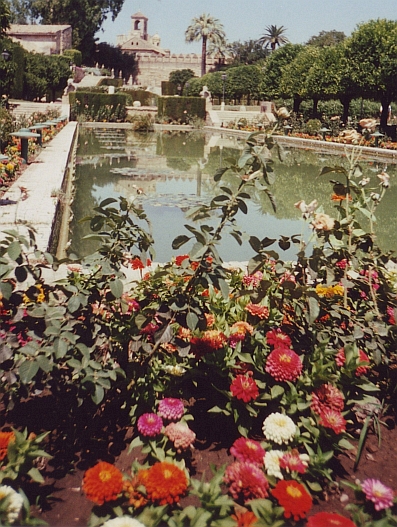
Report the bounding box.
[70,128,397,262]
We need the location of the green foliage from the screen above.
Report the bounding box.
[304,119,322,135]
[0,0,10,37]
[63,48,82,67]
[126,113,154,132]
[169,69,195,88]
[69,91,127,122]
[161,81,177,96]
[306,30,346,47]
[157,96,205,123]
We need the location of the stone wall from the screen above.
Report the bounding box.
[133,52,217,87]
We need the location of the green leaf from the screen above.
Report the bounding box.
[306,481,323,492]
[172,235,190,250]
[187,312,199,330]
[15,265,28,283]
[19,360,39,384]
[271,385,284,399]
[27,467,44,483]
[91,384,105,404]
[308,296,320,324]
[7,241,22,261]
[67,295,81,313]
[110,279,123,299]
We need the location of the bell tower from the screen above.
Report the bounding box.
[131,11,148,41]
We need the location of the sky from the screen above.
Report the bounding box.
[96,0,397,53]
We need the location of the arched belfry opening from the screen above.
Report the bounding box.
[131,11,148,41]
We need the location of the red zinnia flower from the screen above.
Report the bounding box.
[224,461,269,502]
[82,461,124,505]
[319,408,346,434]
[280,449,309,474]
[266,328,292,348]
[129,257,145,269]
[387,306,396,325]
[230,437,266,465]
[356,349,370,376]
[138,461,188,505]
[245,303,269,319]
[175,254,190,266]
[190,330,227,358]
[307,512,356,527]
[311,384,344,415]
[265,347,303,382]
[272,479,312,521]
[0,431,15,461]
[230,374,259,403]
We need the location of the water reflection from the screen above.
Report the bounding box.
[70,129,397,262]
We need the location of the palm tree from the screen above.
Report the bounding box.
[185,13,226,76]
[258,25,289,52]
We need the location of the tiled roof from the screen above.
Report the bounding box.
[9,24,71,34]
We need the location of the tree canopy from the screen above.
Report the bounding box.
[306,30,346,47]
[185,13,226,76]
[257,24,289,51]
[0,0,10,37]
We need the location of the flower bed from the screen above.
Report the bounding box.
[0,132,396,526]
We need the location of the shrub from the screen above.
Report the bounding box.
[157,96,205,123]
[69,91,128,121]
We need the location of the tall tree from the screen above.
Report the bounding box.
[261,43,303,100]
[227,39,268,65]
[345,19,397,130]
[257,24,288,51]
[185,13,226,76]
[6,0,33,23]
[306,30,346,47]
[0,0,11,36]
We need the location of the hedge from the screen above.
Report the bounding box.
[161,81,177,96]
[69,91,128,121]
[121,89,158,107]
[157,96,206,123]
[98,78,123,88]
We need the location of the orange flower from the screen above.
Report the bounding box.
[123,476,148,508]
[0,431,15,461]
[138,461,188,505]
[82,461,124,505]
[232,509,258,526]
[245,303,269,319]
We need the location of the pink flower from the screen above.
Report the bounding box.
[224,461,269,502]
[311,384,344,415]
[387,306,396,325]
[230,374,259,403]
[361,478,394,511]
[229,321,254,347]
[164,422,196,450]
[230,437,266,465]
[158,398,185,421]
[318,408,346,434]
[279,449,309,474]
[137,413,163,437]
[265,347,303,382]
[266,329,292,349]
[242,271,263,288]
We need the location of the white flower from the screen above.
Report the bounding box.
[377,171,390,188]
[0,486,24,524]
[102,517,146,527]
[264,449,284,479]
[311,213,335,231]
[262,413,297,444]
[294,199,318,218]
[163,365,186,376]
[359,177,370,187]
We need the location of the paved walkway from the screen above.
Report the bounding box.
[0,122,78,253]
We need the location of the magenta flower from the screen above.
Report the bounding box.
[361,478,395,511]
[230,437,266,465]
[137,413,163,437]
[158,398,185,421]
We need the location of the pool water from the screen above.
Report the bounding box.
[70,129,397,263]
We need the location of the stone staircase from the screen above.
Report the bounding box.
[9,100,64,120]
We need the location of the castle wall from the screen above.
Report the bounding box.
[132,53,217,87]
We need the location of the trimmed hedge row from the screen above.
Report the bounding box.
[69,91,128,121]
[121,89,158,107]
[157,96,206,123]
